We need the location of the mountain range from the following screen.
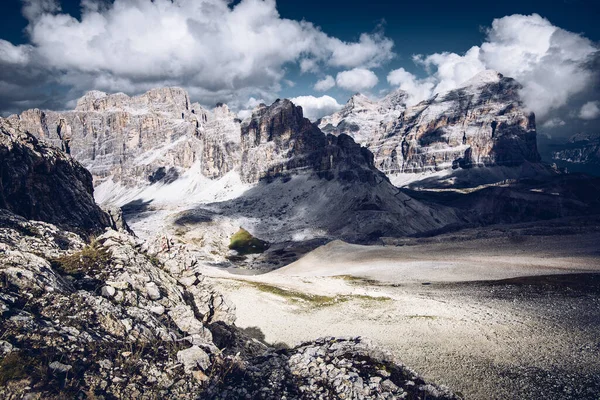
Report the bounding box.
[2,69,600,399]
[4,70,600,270]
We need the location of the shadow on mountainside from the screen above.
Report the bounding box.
[402,173,600,226]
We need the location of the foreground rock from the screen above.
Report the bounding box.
[0,209,456,399]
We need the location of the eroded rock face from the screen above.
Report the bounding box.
[0,119,112,234]
[239,99,384,184]
[319,70,541,175]
[5,88,240,187]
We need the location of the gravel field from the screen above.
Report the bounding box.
[203,232,600,399]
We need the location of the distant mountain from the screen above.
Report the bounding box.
[318,70,541,185]
[3,92,465,267]
[552,133,600,168]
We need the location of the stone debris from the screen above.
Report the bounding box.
[0,209,457,399]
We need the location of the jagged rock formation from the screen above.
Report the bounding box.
[552,133,600,166]
[319,70,540,177]
[173,100,463,253]
[239,99,389,184]
[5,88,240,187]
[0,119,112,234]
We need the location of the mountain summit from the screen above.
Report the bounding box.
[319,70,540,183]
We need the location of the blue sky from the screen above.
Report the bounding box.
[0,0,598,135]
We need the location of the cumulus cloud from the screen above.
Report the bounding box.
[0,0,395,114]
[579,101,600,120]
[386,67,434,104]
[542,118,566,128]
[290,95,342,121]
[314,75,336,92]
[336,68,379,92]
[387,14,598,117]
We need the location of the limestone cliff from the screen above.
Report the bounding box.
[319,70,540,176]
[6,88,238,187]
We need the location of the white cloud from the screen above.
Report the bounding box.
[388,14,598,116]
[327,32,394,68]
[0,0,395,113]
[314,75,335,92]
[579,101,600,120]
[290,95,342,121]
[21,0,60,22]
[386,68,434,105]
[542,118,566,128]
[336,68,379,92]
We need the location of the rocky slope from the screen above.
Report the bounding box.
[166,100,463,270]
[319,70,540,179]
[0,118,113,234]
[0,123,457,399]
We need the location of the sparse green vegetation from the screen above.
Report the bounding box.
[0,351,47,386]
[244,281,391,308]
[229,228,269,255]
[50,241,111,277]
[334,275,382,286]
[0,352,30,385]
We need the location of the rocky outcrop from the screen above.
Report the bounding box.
[552,133,600,166]
[5,88,239,187]
[239,99,384,184]
[319,70,541,176]
[0,209,456,399]
[0,119,112,234]
[176,100,463,250]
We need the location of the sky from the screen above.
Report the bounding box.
[0,0,599,137]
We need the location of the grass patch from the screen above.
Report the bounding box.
[0,351,47,386]
[229,228,269,255]
[333,275,383,286]
[244,281,392,308]
[50,241,111,278]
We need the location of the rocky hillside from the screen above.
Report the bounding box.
[0,119,113,234]
[0,120,457,399]
[169,100,463,264]
[319,70,540,179]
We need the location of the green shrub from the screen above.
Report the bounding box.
[51,241,111,277]
[229,228,269,255]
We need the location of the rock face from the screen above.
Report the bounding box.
[0,119,112,234]
[552,133,600,166]
[319,70,540,176]
[174,100,463,250]
[6,88,240,187]
[239,99,386,184]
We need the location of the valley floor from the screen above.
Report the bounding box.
[201,232,600,400]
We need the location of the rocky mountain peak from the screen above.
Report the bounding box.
[378,88,408,112]
[75,87,191,115]
[319,71,540,180]
[458,69,504,89]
